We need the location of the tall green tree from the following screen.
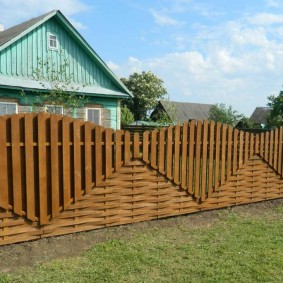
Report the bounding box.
[209,103,244,126]
[120,105,134,126]
[267,90,283,127]
[121,71,167,121]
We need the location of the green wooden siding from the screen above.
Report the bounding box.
[0,18,119,92]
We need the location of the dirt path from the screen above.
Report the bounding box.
[0,199,282,273]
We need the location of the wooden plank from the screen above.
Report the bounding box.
[239,131,244,167]
[208,121,215,196]
[151,129,158,169]
[37,113,49,225]
[142,131,149,164]
[264,131,269,161]
[115,130,123,170]
[201,121,208,200]
[214,122,221,189]
[124,130,131,163]
[260,132,264,157]
[269,130,274,165]
[166,126,173,180]
[194,121,202,199]
[226,126,232,180]
[95,126,103,185]
[133,132,140,159]
[181,123,188,189]
[158,128,166,175]
[188,121,195,195]
[249,133,254,159]
[244,132,249,163]
[255,133,259,154]
[273,128,278,170]
[105,128,114,177]
[84,121,92,194]
[0,116,9,209]
[232,129,239,174]
[73,119,82,202]
[11,114,23,216]
[278,127,283,176]
[62,116,71,209]
[221,124,227,185]
[173,125,181,184]
[25,114,36,221]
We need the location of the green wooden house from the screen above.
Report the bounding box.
[0,10,132,129]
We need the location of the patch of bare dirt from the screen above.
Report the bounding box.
[0,199,282,273]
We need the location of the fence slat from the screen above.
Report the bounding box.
[142,131,149,164]
[194,121,202,199]
[166,126,173,180]
[173,125,181,184]
[255,133,259,154]
[158,128,165,175]
[84,122,92,194]
[181,123,188,190]
[232,129,239,174]
[115,130,123,170]
[0,117,9,209]
[239,131,244,167]
[273,128,278,170]
[133,132,140,159]
[95,126,103,185]
[37,113,49,224]
[151,129,158,169]
[73,119,82,202]
[269,130,274,165]
[62,116,71,209]
[11,114,23,216]
[249,132,254,159]
[188,121,195,195]
[201,121,208,200]
[105,128,113,177]
[124,131,131,163]
[226,126,233,180]
[221,125,227,185]
[260,132,264,157]
[278,128,283,176]
[208,121,215,196]
[214,123,221,189]
[25,114,36,220]
[244,132,249,163]
[264,132,269,161]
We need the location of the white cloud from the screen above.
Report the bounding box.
[249,13,283,25]
[265,0,281,8]
[150,9,184,26]
[0,0,91,30]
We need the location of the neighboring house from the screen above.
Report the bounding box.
[250,107,271,128]
[0,10,132,129]
[151,100,213,124]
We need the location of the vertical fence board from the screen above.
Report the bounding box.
[181,123,188,190]
[124,131,131,163]
[278,128,283,176]
[232,129,239,174]
[273,129,278,170]
[194,121,202,199]
[115,130,123,170]
[255,133,259,154]
[201,121,208,200]
[84,122,92,193]
[260,132,264,157]
[11,115,23,216]
[151,129,158,169]
[73,119,82,202]
[208,121,215,196]
[174,125,181,184]
[158,128,165,175]
[166,126,173,180]
[249,133,254,159]
[0,117,9,209]
[244,132,249,163]
[221,125,227,184]
[239,131,244,167]
[269,130,274,166]
[133,132,140,159]
[62,116,71,209]
[24,114,36,220]
[188,121,195,195]
[105,128,113,177]
[226,126,232,180]
[264,132,269,161]
[50,115,59,218]
[95,126,103,185]
[142,131,149,164]
[214,123,221,189]
[37,113,49,224]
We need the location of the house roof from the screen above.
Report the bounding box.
[0,10,132,97]
[159,100,213,123]
[250,107,271,124]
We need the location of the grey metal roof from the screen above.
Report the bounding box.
[160,100,213,123]
[0,10,55,46]
[250,107,271,124]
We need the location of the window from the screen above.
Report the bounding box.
[48,33,58,50]
[46,105,63,114]
[0,102,17,115]
[86,108,101,125]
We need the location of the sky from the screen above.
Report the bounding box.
[1,0,283,116]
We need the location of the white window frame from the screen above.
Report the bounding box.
[0,102,18,115]
[45,105,63,114]
[85,108,101,125]
[48,33,58,50]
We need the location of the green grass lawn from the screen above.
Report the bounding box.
[1,203,282,283]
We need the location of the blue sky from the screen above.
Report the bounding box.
[1,0,283,116]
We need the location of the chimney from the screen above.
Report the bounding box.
[0,24,4,32]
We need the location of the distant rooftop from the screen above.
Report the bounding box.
[250,107,271,125]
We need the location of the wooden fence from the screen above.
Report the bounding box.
[0,113,282,245]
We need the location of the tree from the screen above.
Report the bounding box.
[267,90,283,127]
[121,105,134,126]
[121,71,167,121]
[209,103,244,126]
[22,56,86,115]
